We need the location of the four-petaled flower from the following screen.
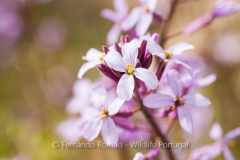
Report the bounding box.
[104,41,159,101]
[143,69,211,134]
[83,86,124,145]
[140,35,194,76]
[78,48,105,79]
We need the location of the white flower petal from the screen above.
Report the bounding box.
[83,116,103,141]
[171,58,193,76]
[134,68,159,90]
[143,93,175,108]
[121,7,142,31]
[107,97,125,115]
[82,48,103,61]
[122,40,138,67]
[133,152,145,160]
[78,61,101,79]
[114,0,128,15]
[136,13,153,36]
[182,93,211,108]
[223,127,240,144]
[209,123,223,140]
[90,86,107,108]
[167,43,194,55]
[102,117,118,146]
[101,9,118,22]
[167,69,183,97]
[117,74,135,101]
[223,146,235,160]
[177,106,193,134]
[139,35,164,54]
[107,24,122,46]
[103,50,126,72]
[147,0,158,11]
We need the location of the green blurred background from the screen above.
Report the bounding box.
[0,0,240,159]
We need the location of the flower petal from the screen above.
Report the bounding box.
[167,69,183,97]
[209,122,223,140]
[121,7,142,31]
[177,106,193,134]
[82,48,103,61]
[133,152,145,160]
[107,97,125,115]
[139,35,164,54]
[147,0,158,11]
[167,43,194,55]
[143,93,175,108]
[117,74,135,101]
[90,86,107,108]
[223,146,235,160]
[122,40,138,67]
[101,9,118,22]
[78,61,101,79]
[195,73,217,87]
[213,0,240,18]
[223,127,240,144]
[136,13,153,36]
[171,58,193,76]
[107,24,122,46]
[134,68,159,90]
[102,117,118,146]
[114,0,128,15]
[83,116,103,141]
[103,50,126,72]
[182,93,211,107]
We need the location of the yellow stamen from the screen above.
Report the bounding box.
[142,5,149,12]
[126,64,135,75]
[99,53,105,61]
[176,95,185,105]
[100,107,108,120]
[228,140,236,147]
[164,51,173,60]
[172,105,176,110]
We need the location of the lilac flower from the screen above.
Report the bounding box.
[140,35,194,76]
[83,86,124,145]
[122,0,158,36]
[101,0,129,46]
[188,123,240,160]
[143,70,211,134]
[104,41,159,101]
[78,48,105,79]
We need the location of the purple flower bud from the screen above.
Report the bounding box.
[183,14,213,35]
[102,46,110,54]
[137,48,142,60]
[113,117,137,130]
[120,35,125,46]
[115,108,133,118]
[125,35,130,43]
[159,107,172,118]
[136,59,141,68]
[147,148,160,159]
[114,42,122,55]
[98,64,119,82]
[212,0,239,18]
[155,59,166,80]
[138,40,147,60]
[141,52,153,69]
[111,68,124,78]
[151,33,159,42]
[153,12,163,23]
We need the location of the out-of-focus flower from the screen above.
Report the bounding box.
[213,33,240,67]
[188,123,240,160]
[122,0,158,36]
[78,48,105,79]
[183,0,239,35]
[35,17,67,54]
[104,41,158,101]
[133,148,160,160]
[144,70,211,134]
[140,35,194,76]
[83,86,124,145]
[101,0,129,46]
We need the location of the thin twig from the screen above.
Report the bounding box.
[135,90,175,160]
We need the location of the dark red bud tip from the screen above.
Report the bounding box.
[120,35,125,46]
[98,64,119,82]
[111,68,124,78]
[136,59,141,68]
[139,40,147,60]
[142,52,153,69]
[125,35,130,43]
[102,46,110,54]
[155,59,166,80]
[114,42,122,55]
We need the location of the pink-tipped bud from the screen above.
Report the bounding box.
[113,117,137,130]
[120,35,125,46]
[115,109,133,118]
[102,46,110,54]
[155,59,166,80]
[98,64,119,82]
[151,33,159,42]
[125,35,130,43]
[142,52,153,69]
[139,40,147,60]
[159,107,172,118]
[114,42,122,55]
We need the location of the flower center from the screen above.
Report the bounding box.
[126,64,135,75]
[99,53,105,61]
[172,96,185,110]
[142,5,149,12]
[100,107,108,120]
[164,51,173,60]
